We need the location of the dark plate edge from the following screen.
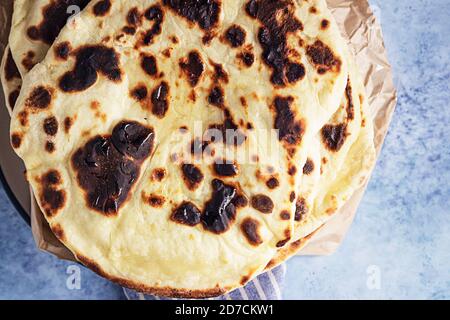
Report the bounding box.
[0,162,31,226]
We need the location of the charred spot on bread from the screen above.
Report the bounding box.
[237,51,255,67]
[306,40,341,74]
[280,210,291,220]
[152,168,167,181]
[201,179,242,234]
[276,238,290,248]
[246,0,305,86]
[163,0,221,31]
[321,123,347,152]
[251,194,274,214]
[241,218,263,246]
[18,111,29,127]
[142,192,166,208]
[208,112,247,146]
[289,191,296,203]
[130,84,148,102]
[213,161,239,177]
[303,158,315,175]
[64,117,74,133]
[208,86,225,107]
[27,0,90,44]
[210,61,229,83]
[224,25,246,48]
[4,50,20,81]
[345,79,355,120]
[72,121,154,216]
[266,177,279,189]
[151,81,170,118]
[11,133,23,149]
[59,45,122,92]
[25,86,54,110]
[171,201,202,226]
[45,141,56,153]
[43,116,59,136]
[38,170,66,218]
[288,164,297,176]
[140,5,164,46]
[54,42,72,60]
[141,53,158,77]
[179,51,204,87]
[295,197,308,221]
[8,90,20,109]
[127,7,143,26]
[181,164,204,190]
[93,0,112,16]
[272,96,304,147]
[122,26,136,35]
[21,51,36,71]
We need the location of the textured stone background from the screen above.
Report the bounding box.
[0,0,449,299]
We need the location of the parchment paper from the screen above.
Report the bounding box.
[0,0,397,261]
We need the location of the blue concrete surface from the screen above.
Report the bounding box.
[283,0,450,300]
[0,0,449,299]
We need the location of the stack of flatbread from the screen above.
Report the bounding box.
[2,0,376,298]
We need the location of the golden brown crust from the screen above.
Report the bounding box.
[76,254,229,298]
[265,225,324,270]
[51,223,66,242]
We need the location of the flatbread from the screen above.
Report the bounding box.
[268,50,376,268]
[10,0,352,297]
[0,46,22,114]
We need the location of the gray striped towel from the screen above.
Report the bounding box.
[123,264,286,300]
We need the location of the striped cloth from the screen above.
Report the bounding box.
[123,264,286,300]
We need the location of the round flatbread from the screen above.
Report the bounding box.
[11,0,354,297]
